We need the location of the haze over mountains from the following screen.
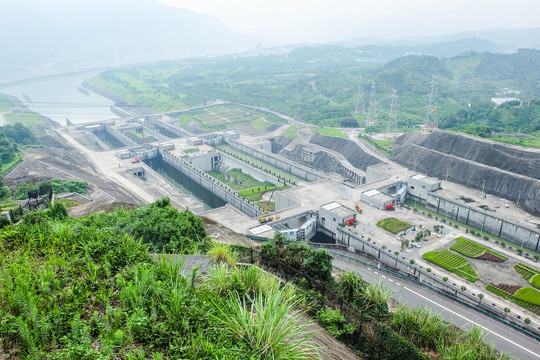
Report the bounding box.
[0,0,539,71]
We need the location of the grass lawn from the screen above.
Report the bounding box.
[251,116,272,131]
[320,128,347,138]
[0,152,22,176]
[376,218,412,234]
[514,287,540,306]
[422,249,479,282]
[285,125,303,139]
[4,112,44,127]
[489,136,540,150]
[0,93,14,112]
[183,148,199,154]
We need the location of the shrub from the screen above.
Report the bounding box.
[426,268,432,273]
[410,259,415,265]
[524,318,531,325]
[316,308,356,338]
[443,277,449,282]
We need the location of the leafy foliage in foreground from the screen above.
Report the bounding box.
[0,201,319,359]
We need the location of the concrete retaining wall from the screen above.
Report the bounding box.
[424,193,540,251]
[227,140,325,182]
[335,228,488,302]
[220,153,280,184]
[160,150,261,218]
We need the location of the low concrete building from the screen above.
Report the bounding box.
[360,189,395,209]
[318,202,356,239]
[408,174,442,201]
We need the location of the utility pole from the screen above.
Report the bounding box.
[366,82,377,126]
[517,190,521,206]
[387,88,398,133]
[423,76,439,132]
[355,77,365,114]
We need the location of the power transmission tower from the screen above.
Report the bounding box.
[387,89,398,133]
[355,77,365,114]
[366,81,377,126]
[423,76,439,132]
[115,51,120,70]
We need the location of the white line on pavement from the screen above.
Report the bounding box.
[403,286,540,359]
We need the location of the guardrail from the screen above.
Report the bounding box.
[315,241,540,342]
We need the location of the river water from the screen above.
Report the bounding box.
[0,69,116,126]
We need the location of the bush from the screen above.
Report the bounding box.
[524,318,531,325]
[316,308,356,338]
[410,259,415,265]
[426,268,432,273]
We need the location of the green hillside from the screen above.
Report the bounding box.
[88,47,540,133]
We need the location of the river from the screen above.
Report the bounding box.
[0,69,116,126]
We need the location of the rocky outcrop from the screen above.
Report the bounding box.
[392,131,540,215]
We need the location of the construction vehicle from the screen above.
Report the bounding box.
[131,157,141,164]
[259,188,276,223]
[355,203,362,214]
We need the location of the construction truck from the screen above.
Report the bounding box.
[355,203,362,214]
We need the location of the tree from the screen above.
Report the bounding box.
[0,134,18,163]
[478,293,484,302]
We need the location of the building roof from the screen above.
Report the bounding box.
[320,201,355,218]
[410,174,441,186]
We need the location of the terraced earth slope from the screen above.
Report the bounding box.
[392,131,540,215]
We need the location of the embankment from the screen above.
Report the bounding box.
[392,131,540,215]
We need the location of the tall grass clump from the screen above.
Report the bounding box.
[207,241,239,265]
[214,286,320,360]
[391,305,454,350]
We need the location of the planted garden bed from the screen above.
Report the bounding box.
[514,263,540,290]
[422,250,479,282]
[450,237,506,262]
[487,283,540,315]
[376,218,412,234]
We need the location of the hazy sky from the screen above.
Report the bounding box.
[159,0,540,43]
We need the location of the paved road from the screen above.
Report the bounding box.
[331,253,540,360]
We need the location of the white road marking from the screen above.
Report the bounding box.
[389,279,394,282]
[374,271,378,275]
[382,275,387,279]
[396,283,401,286]
[403,286,540,359]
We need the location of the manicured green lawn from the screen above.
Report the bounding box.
[320,128,347,138]
[514,287,540,306]
[422,249,479,282]
[251,116,272,130]
[376,218,411,234]
[285,125,303,139]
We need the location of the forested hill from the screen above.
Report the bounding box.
[88,47,540,132]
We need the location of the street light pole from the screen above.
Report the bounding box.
[517,190,521,206]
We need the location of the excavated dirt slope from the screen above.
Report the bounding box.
[309,133,383,171]
[392,131,540,215]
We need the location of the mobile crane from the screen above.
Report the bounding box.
[259,188,276,223]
